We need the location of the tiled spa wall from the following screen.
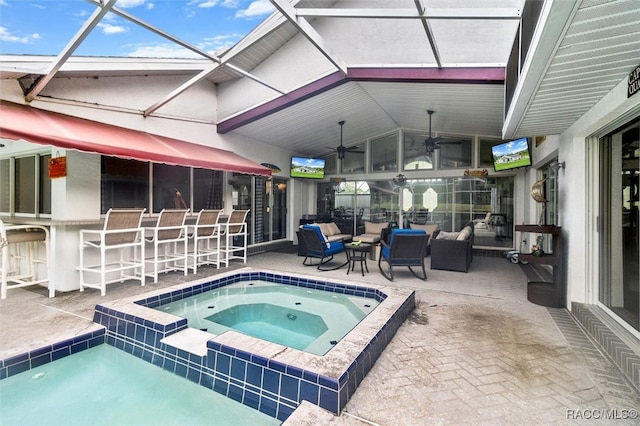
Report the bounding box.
[93,271,415,421]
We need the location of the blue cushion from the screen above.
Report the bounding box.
[302,224,341,254]
[389,228,425,245]
[325,241,344,255]
[381,229,425,260]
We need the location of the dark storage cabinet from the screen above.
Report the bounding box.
[515,225,564,308]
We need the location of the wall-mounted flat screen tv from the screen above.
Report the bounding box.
[290,156,326,179]
[491,137,532,172]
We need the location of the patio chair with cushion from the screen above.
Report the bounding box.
[78,208,146,296]
[221,209,249,265]
[297,226,348,271]
[188,209,223,273]
[430,221,474,272]
[144,209,189,283]
[378,228,430,281]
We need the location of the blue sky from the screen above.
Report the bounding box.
[492,137,528,156]
[0,0,275,58]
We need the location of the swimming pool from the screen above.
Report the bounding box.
[154,280,380,355]
[93,268,415,421]
[0,344,280,426]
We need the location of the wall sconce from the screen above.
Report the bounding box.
[331,177,346,192]
[392,174,407,187]
[276,183,287,190]
[550,160,565,171]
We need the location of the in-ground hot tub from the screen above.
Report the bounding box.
[93,268,415,422]
[154,280,380,355]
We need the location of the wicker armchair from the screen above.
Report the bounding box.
[430,221,474,272]
[297,226,348,271]
[378,229,429,281]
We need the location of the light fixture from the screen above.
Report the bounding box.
[331,177,346,192]
[392,174,407,187]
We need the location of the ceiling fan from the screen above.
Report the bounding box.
[424,110,461,153]
[326,120,365,160]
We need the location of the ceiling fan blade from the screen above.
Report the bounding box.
[346,147,365,153]
[437,140,462,146]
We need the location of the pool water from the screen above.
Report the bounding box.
[0,344,280,426]
[156,280,379,355]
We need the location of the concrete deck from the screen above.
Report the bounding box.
[1,251,639,425]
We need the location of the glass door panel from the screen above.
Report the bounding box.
[599,118,639,331]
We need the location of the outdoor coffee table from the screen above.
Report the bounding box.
[345,242,371,276]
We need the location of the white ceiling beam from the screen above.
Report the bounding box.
[85,0,285,106]
[270,0,348,75]
[414,0,442,68]
[296,8,522,20]
[25,0,119,102]
[143,65,218,117]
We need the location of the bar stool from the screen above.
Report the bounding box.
[0,220,52,299]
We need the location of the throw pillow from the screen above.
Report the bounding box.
[317,223,332,236]
[456,226,472,241]
[436,231,460,240]
[327,222,342,236]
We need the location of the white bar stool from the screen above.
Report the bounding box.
[0,220,52,299]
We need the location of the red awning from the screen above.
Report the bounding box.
[0,102,271,176]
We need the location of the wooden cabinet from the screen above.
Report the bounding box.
[515,225,564,307]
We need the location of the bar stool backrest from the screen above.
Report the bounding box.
[195,209,222,237]
[227,209,249,234]
[103,209,146,246]
[154,209,189,240]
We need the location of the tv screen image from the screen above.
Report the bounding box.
[290,156,326,179]
[491,137,532,172]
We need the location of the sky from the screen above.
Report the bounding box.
[492,137,528,157]
[0,0,275,58]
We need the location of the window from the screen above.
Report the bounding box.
[0,154,51,216]
[479,138,499,168]
[370,132,398,172]
[403,131,434,171]
[322,154,338,176]
[101,157,149,213]
[438,137,472,169]
[193,169,223,210]
[152,164,190,212]
[340,143,365,174]
[0,159,10,213]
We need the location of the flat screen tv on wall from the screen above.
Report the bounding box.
[290,156,326,179]
[491,137,532,172]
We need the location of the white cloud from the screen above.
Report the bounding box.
[235,0,274,19]
[98,23,128,35]
[114,0,147,8]
[197,0,219,8]
[198,33,243,52]
[126,43,202,59]
[0,26,40,44]
[0,1,8,6]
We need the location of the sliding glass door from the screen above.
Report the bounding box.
[599,117,639,331]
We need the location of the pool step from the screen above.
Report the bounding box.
[160,328,213,357]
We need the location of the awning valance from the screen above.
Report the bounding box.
[0,102,271,176]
